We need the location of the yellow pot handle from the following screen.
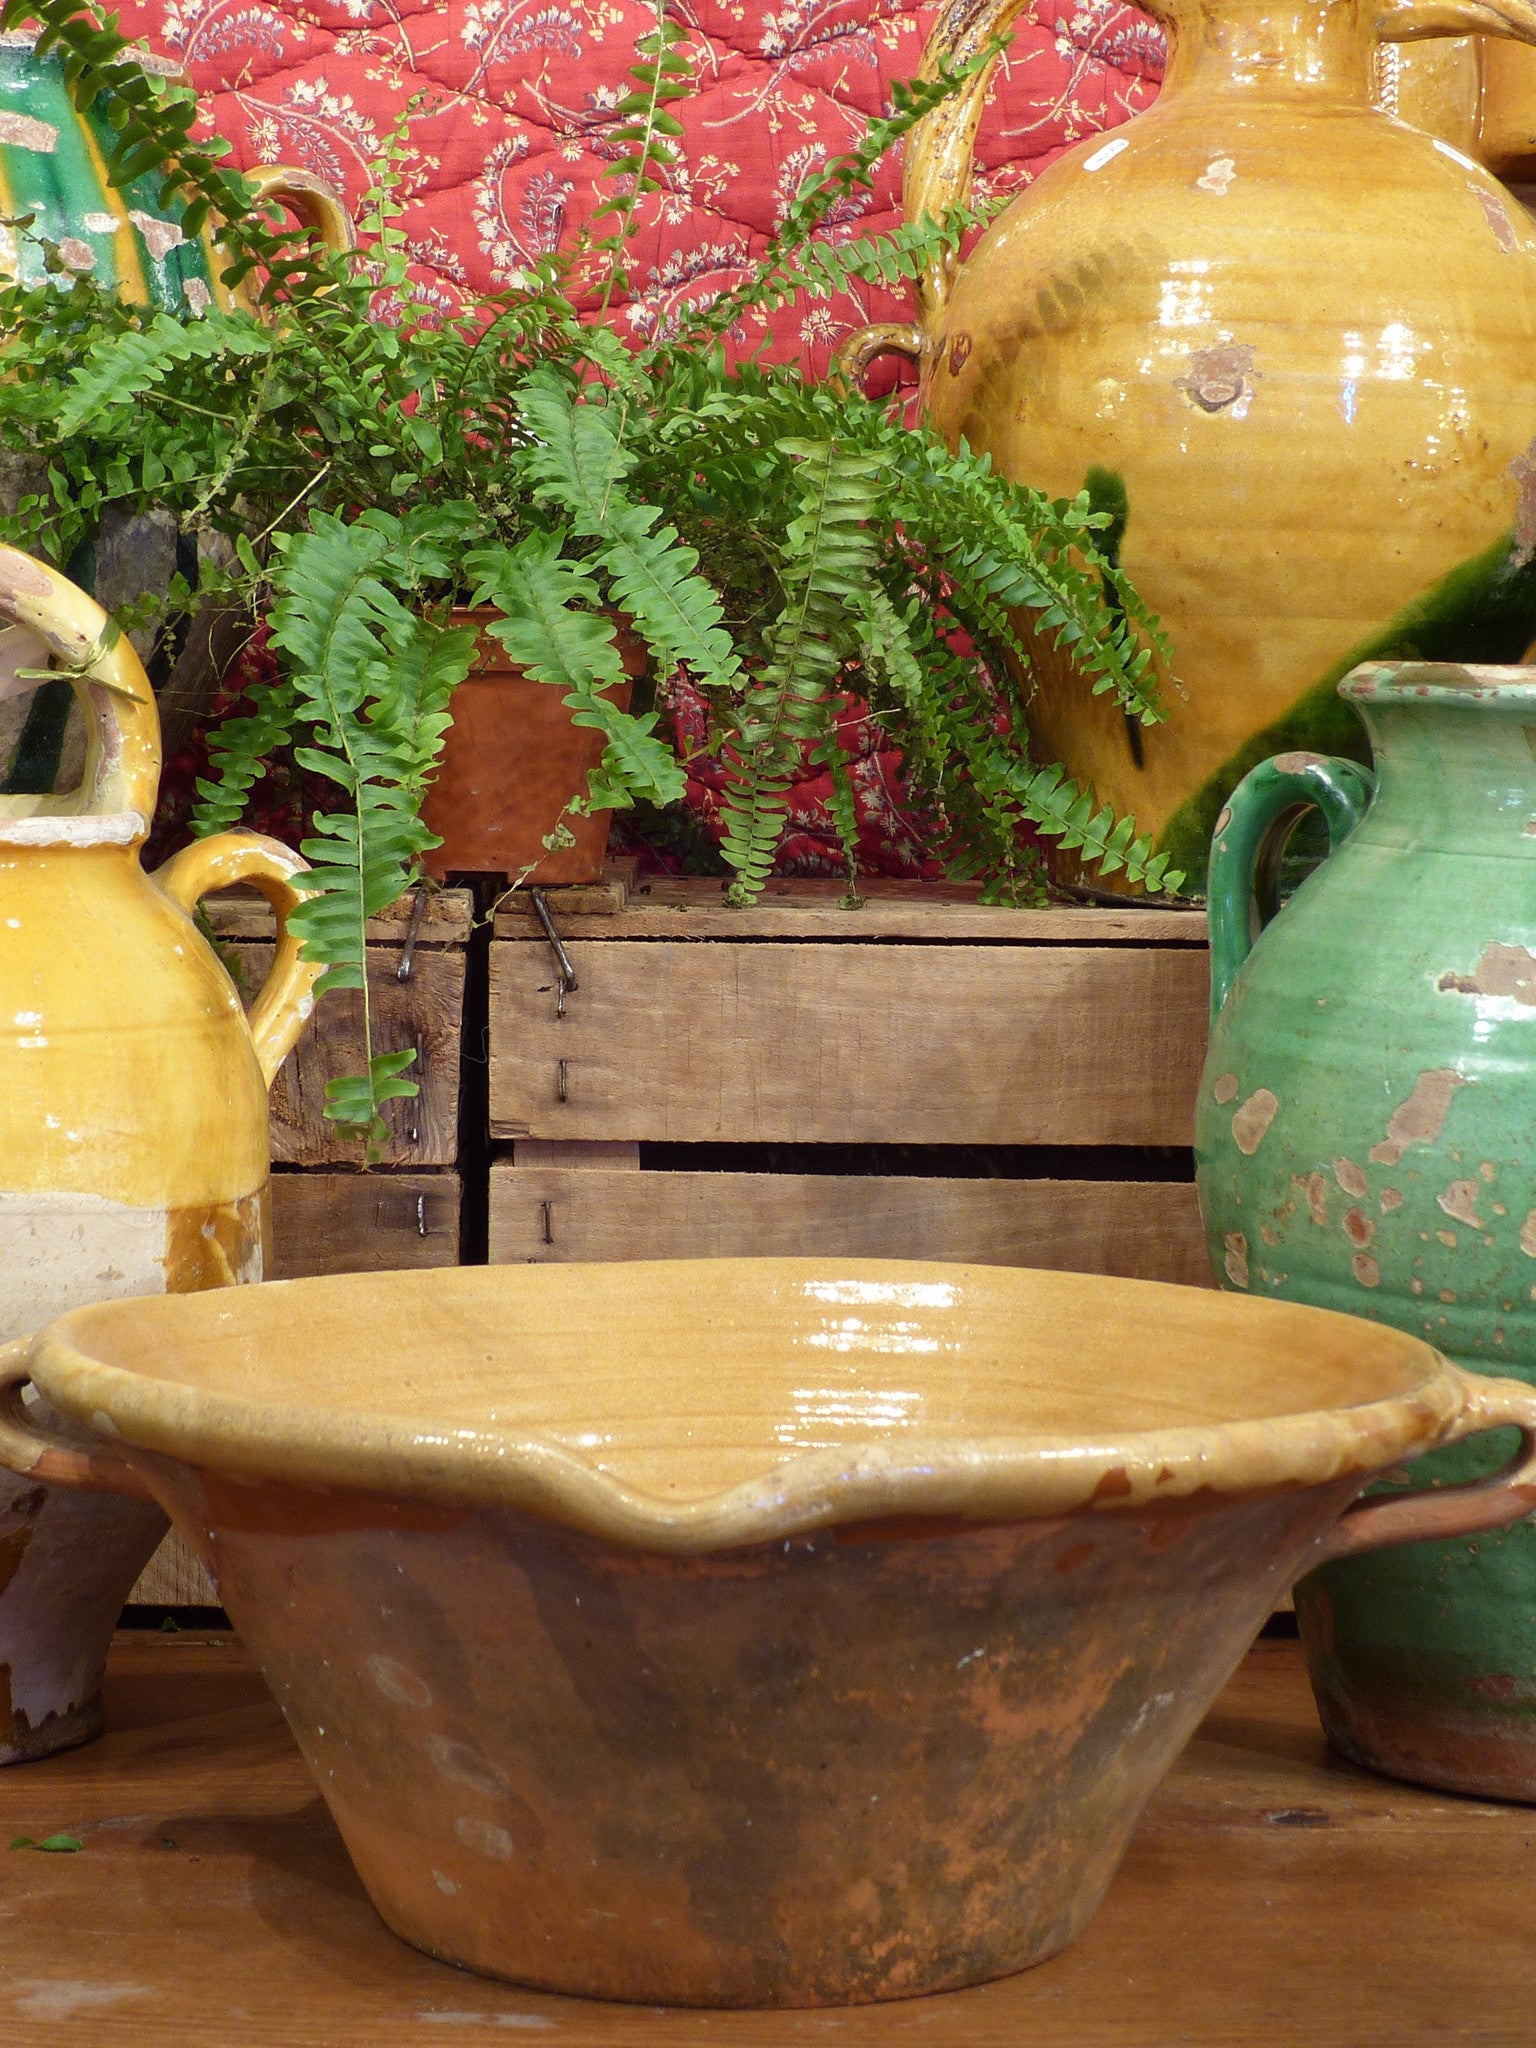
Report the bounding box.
[1313,1365,1536,1565]
[836,0,1035,395]
[0,1338,156,1501]
[153,833,321,1091]
[0,545,161,830]
[241,165,357,258]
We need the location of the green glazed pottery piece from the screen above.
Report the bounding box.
[1195,660,1536,1799]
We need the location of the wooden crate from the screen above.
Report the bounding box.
[130,888,471,1606]
[487,877,1212,1281]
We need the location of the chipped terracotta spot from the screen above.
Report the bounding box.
[57,237,95,274]
[1410,1277,1424,1295]
[1091,1466,1133,1501]
[1332,1158,1367,1197]
[1520,1210,1536,1257]
[1510,435,1536,567]
[1352,1252,1381,1288]
[1480,1162,1497,1182]
[1271,750,1327,773]
[1380,1188,1403,1213]
[1231,1089,1279,1155]
[1224,1231,1250,1288]
[1436,1229,1458,1249]
[1260,1223,1278,1246]
[1437,943,1536,1005]
[947,331,971,377]
[1294,1171,1329,1227]
[1342,1207,1374,1249]
[0,111,56,152]
[1369,1069,1465,1166]
[1214,807,1232,834]
[1437,1178,1484,1228]
[1213,1072,1239,1104]
[1177,342,1256,414]
[128,210,186,262]
[1196,155,1236,194]
[1476,185,1518,251]
[1439,1288,1458,1303]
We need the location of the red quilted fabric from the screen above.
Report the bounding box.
[118,0,1164,876]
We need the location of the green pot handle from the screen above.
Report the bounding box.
[1207,751,1374,1023]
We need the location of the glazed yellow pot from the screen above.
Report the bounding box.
[0,544,321,1761]
[849,0,1536,889]
[5,1261,1536,2003]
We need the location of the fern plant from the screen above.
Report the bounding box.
[0,3,1182,1146]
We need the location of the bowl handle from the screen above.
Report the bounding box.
[1314,1368,1536,1565]
[0,1340,157,1501]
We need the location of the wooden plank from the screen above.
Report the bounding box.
[4,1634,1534,2043]
[489,941,1208,1145]
[205,885,473,945]
[496,886,1209,943]
[269,1171,462,1279]
[489,1166,1211,1284]
[131,1534,215,1606]
[235,942,465,1167]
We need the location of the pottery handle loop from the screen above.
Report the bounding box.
[1314,1368,1536,1565]
[1377,0,1536,44]
[0,546,160,830]
[0,1340,155,1502]
[152,833,321,1090]
[906,0,1035,325]
[1206,753,1373,1023]
[831,321,927,397]
[242,166,357,259]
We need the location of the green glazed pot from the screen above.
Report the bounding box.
[1195,660,1536,1799]
[0,29,349,312]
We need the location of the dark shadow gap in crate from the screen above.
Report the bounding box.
[635,1142,1197,1183]
[117,1606,231,1632]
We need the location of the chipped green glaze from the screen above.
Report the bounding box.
[0,31,217,312]
[1196,659,1536,1798]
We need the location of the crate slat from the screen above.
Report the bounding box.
[269,1171,461,1278]
[489,1164,1210,1283]
[234,942,465,1167]
[490,941,1208,1146]
[206,885,473,945]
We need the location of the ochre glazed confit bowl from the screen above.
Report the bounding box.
[5,1260,1536,2008]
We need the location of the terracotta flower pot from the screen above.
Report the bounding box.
[420,611,639,884]
[5,1262,1536,2003]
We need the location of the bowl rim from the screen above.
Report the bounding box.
[1343,660,1536,707]
[23,1261,1467,1554]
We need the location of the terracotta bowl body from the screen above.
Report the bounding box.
[5,1260,1536,2007]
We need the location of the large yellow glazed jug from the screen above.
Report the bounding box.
[0,544,319,1762]
[849,0,1536,888]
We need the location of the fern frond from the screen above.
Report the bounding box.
[465,532,686,809]
[718,437,881,902]
[57,308,272,434]
[515,372,743,690]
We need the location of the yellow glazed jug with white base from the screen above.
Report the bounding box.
[847,0,1536,891]
[0,543,319,1761]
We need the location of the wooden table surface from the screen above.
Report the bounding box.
[1,1633,1530,2046]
